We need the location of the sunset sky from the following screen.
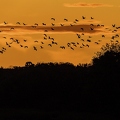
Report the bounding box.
[0,0,120,67]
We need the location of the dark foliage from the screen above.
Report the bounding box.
[0,42,120,116]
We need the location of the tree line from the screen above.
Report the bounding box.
[0,42,120,113]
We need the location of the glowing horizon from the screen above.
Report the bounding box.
[0,0,120,67]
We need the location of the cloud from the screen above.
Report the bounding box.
[64,2,113,8]
[0,23,104,36]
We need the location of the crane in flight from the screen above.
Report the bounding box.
[51,18,55,21]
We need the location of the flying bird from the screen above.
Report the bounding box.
[40,46,43,49]
[33,46,37,51]
[90,27,94,30]
[10,27,14,30]
[51,18,55,21]
[75,19,79,22]
[60,46,65,49]
[24,39,27,42]
[64,18,68,21]
[112,24,115,27]
[42,23,46,25]
[34,23,38,26]
[48,44,52,47]
[34,40,38,43]
[60,24,64,26]
[51,23,55,26]
[4,21,8,24]
[82,16,86,19]
[23,23,27,25]
[16,22,20,25]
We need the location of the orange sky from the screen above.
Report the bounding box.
[0,0,120,67]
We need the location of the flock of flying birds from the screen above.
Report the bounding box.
[0,16,120,54]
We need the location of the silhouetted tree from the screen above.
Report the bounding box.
[92,42,120,68]
[90,42,120,112]
[25,61,34,67]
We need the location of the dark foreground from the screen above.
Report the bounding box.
[1,43,120,119]
[0,109,119,120]
[0,61,120,119]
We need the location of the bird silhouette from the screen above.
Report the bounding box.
[52,41,57,45]
[67,43,71,47]
[48,36,54,40]
[81,28,84,31]
[101,24,104,27]
[34,40,38,43]
[8,45,11,47]
[60,24,64,26]
[102,35,105,37]
[87,39,91,42]
[89,36,92,38]
[24,46,28,48]
[51,23,55,26]
[115,34,119,37]
[40,46,43,49]
[81,39,84,41]
[73,44,77,47]
[90,24,94,26]
[31,25,36,28]
[44,37,47,40]
[64,18,68,21]
[70,47,74,50]
[2,47,6,50]
[82,33,84,35]
[3,37,6,39]
[16,22,20,25]
[33,46,37,51]
[43,34,47,37]
[34,23,38,26]
[60,46,65,49]
[24,39,27,42]
[10,38,14,40]
[76,34,81,38]
[112,24,115,27]
[51,18,55,21]
[82,43,85,46]
[54,42,57,45]
[0,50,3,54]
[97,24,100,27]
[86,44,89,47]
[95,42,99,44]
[20,45,23,47]
[6,42,9,46]
[51,27,54,30]
[41,41,44,44]
[111,36,115,39]
[23,23,27,25]
[70,24,73,26]
[4,21,8,24]
[90,27,94,30]
[75,19,79,22]
[91,17,94,19]
[10,27,14,30]
[48,44,52,47]
[82,16,86,19]
[42,23,46,25]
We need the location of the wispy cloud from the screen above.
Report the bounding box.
[0,23,104,35]
[64,2,113,8]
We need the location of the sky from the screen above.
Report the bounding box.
[0,0,120,67]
